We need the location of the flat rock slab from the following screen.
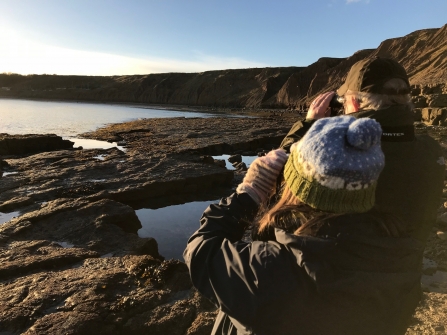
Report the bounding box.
[0,198,158,262]
[0,134,73,155]
[81,116,295,155]
[0,148,233,209]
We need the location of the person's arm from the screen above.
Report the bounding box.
[280,92,335,153]
[184,150,292,327]
[184,192,298,328]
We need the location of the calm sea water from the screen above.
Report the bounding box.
[0,98,221,137]
[137,200,218,260]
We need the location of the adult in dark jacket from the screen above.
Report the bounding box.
[280,57,444,243]
[185,116,422,335]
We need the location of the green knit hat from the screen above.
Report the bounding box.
[284,116,384,213]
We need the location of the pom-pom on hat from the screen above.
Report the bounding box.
[284,115,384,213]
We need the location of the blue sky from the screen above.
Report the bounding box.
[0,0,446,75]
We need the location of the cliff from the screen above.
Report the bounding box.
[1,24,446,108]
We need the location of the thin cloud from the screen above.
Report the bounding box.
[0,29,267,76]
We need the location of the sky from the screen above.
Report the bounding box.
[0,0,446,76]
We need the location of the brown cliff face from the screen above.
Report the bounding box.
[1,24,446,108]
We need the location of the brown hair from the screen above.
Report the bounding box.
[254,183,406,241]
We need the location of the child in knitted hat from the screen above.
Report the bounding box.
[185,116,422,335]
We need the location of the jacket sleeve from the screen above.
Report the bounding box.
[279,119,316,152]
[184,192,298,327]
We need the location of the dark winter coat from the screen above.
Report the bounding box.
[184,192,423,335]
[280,105,445,243]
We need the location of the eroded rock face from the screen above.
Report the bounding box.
[1,24,446,108]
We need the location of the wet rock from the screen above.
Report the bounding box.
[0,196,34,212]
[423,258,438,275]
[232,162,247,171]
[186,311,219,335]
[0,148,234,208]
[421,108,447,125]
[437,212,447,225]
[406,292,447,334]
[0,198,158,258]
[411,85,421,96]
[0,254,216,334]
[413,108,422,122]
[228,154,242,164]
[428,94,447,108]
[412,96,427,108]
[213,159,226,168]
[200,155,214,164]
[437,231,447,241]
[0,134,73,155]
[242,151,256,156]
[0,240,99,279]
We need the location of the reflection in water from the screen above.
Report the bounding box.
[136,200,218,260]
[93,154,108,161]
[54,241,75,248]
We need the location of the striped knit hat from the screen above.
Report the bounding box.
[284,115,384,213]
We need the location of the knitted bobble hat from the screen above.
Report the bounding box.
[283,115,384,213]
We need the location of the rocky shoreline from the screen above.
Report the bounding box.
[1,116,447,334]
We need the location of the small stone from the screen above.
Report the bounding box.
[233,162,248,171]
[228,154,242,164]
[200,155,214,164]
[437,231,447,241]
[214,159,226,168]
[437,212,447,224]
[422,258,438,275]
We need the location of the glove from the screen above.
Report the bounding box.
[236,149,288,204]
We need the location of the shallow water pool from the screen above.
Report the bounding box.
[136,200,218,260]
[212,155,257,170]
[0,211,20,224]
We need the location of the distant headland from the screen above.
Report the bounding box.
[1,25,446,110]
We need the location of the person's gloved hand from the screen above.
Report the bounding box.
[306,91,335,120]
[236,149,288,204]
